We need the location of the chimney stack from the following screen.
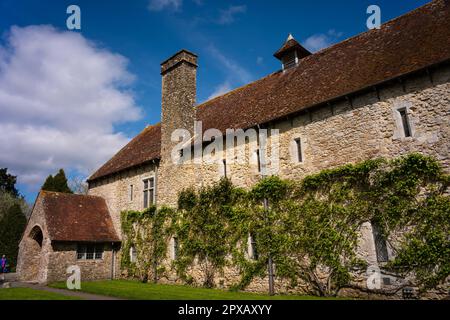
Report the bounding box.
[160,49,198,159]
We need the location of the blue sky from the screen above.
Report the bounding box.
[0,0,430,202]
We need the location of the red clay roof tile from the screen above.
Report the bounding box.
[88,124,161,181]
[41,191,120,242]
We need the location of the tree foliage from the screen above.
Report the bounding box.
[41,169,73,193]
[0,203,27,268]
[0,168,19,198]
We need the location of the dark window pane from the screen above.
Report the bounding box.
[256,150,261,173]
[144,190,148,208]
[250,234,258,260]
[149,178,154,188]
[86,245,95,260]
[399,109,411,137]
[144,180,148,189]
[372,223,389,262]
[149,189,154,205]
[173,237,178,260]
[295,138,302,162]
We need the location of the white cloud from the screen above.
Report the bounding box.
[148,0,182,12]
[0,25,142,189]
[217,5,246,25]
[207,81,232,100]
[303,29,344,52]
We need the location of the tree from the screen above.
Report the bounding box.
[41,169,73,193]
[0,203,27,269]
[0,168,19,198]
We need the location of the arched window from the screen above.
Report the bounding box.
[29,225,43,248]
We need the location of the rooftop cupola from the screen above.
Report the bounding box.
[274,34,311,71]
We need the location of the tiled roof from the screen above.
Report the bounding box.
[88,124,161,181]
[89,0,450,182]
[41,191,120,242]
[197,0,450,133]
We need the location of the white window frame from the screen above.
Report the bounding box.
[143,176,156,209]
[129,245,137,263]
[77,243,104,260]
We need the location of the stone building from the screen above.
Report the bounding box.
[17,191,120,283]
[17,1,449,289]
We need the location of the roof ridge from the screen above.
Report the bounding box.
[196,0,442,110]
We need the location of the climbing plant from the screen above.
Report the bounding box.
[119,153,449,297]
[120,206,174,282]
[173,179,246,287]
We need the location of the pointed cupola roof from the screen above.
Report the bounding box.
[273,33,311,61]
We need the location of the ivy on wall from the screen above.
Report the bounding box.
[120,206,174,282]
[120,153,449,297]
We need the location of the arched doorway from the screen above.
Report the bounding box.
[29,226,43,248]
[22,225,44,281]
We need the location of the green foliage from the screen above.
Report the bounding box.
[41,169,73,193]
[0,168,19,198]
[0,203,27,268]
[174,178,245,288]
[120,206,174,282]
[120,153,449,297]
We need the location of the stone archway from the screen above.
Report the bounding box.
[29,225,43,248]
[20,225,45,281]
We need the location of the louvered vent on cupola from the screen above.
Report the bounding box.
[274,34,311,71]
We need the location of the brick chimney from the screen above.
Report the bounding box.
[160,49,198,159]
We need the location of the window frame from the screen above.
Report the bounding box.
[129,245,137,263]
[372,222,389,263]
[248,233,258,260]
[76,243,104,261]
[129,184,134,201]
[294,137,303,163]
[172,237,179,261]
[143,177,156,209]
[398,108,412,138]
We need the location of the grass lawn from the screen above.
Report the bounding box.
[50,280,341,300]
[0,287,80,300]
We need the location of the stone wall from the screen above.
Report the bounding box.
[88,63,449,295]
[46,242,116,283]
[16,195,50,283]
[88,163,158,236]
